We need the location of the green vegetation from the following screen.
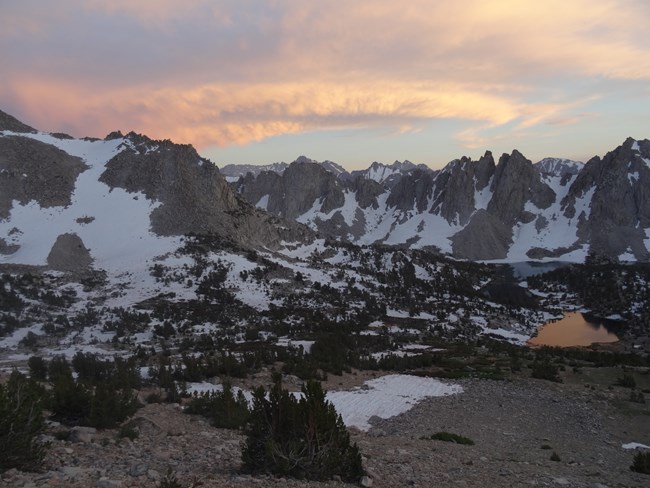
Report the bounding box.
[185,382,250,429]
[242,375,364,482]
[47,354,141,429]
[0,371,47,473]
[158,468,183,488]
[631,451,650,475]
[531,360,562,383]
[616,374,637,388]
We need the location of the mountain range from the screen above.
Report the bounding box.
[229,141,650,262]
[1,108,649,271]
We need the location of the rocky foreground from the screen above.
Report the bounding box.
[2,372,649,488]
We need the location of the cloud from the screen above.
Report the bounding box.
[1,0,649,151]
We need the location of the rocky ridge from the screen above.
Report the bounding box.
[228,141,650,262]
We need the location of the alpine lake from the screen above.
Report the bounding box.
[528,311,622,347]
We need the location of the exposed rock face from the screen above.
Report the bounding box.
[562,137,650,260]
[0,237,19,255]
[451,210,512,260]
[237,161,346,220]
[0,109,37,133]
[237,171,282,209]
[0,135,87,219]
[47,233,93,271]
[351,177,383,209]
[487,150,555,227]
[386,169,434,213]
[99,134,311,248]
[220,162,288,178]
[431,152,495,225]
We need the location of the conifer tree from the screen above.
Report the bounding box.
[242,374,363,482]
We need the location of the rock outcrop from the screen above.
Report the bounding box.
[562,137,650,260]
[0,135,87,219]
[99,133,311,248]
[430,152,495,226]
[487,150,555,227]
[46,233,93,271]
[451,209,512,260]
[0,109,37,133]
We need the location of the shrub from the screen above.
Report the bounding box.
[159,468,182,488]
[87,383,141,429]
[426,432,474,445]
[242,375,364,482]
[49,373,92,425]
[0,371,47,472]
[27,356,48,381]
[48,364,140,428]
[185,382,249,429]
[550,451,561,462]
[616,374,636,389]
[631,451,650,474]
[531,361,562,383]
[117,422,139,441]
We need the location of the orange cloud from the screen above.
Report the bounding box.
[2,0,649,153]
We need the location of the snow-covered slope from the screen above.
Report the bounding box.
[0,120,311,278]
[0,131,181,273]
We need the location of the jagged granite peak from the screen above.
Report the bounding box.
[535,158,583,178]
[350,177,384,209]
[386,168,435,213]
[430,151,495,225]
[220,162,289,178]
[236,170,283,209]
[0,135,88,219]
[487,150,555,226]
[99,140,310,247]
[269,161,345,220]
[0,109,37,133]
[561,137,650,260]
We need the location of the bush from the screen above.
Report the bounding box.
[531,361,562,383]
[616,374,636,388]
[49,373,92,425]
[117,422,139,441]
[0,371,47,472]
[550,451,561,462]
[242,375,363,482]
[185,382,249,429]
[27,356,48,381]
[426,432,474,445]
[631,451,650,474]
[48,362,140,428]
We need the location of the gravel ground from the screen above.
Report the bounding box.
[2,376,649,488]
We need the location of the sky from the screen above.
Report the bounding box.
[1,0,650,170]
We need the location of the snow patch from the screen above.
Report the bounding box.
[255,194,269,210]
[327,374,462,431]
[622,442,650,450]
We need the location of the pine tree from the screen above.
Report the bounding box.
[242,374,363,482]
[0,372,47,472]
